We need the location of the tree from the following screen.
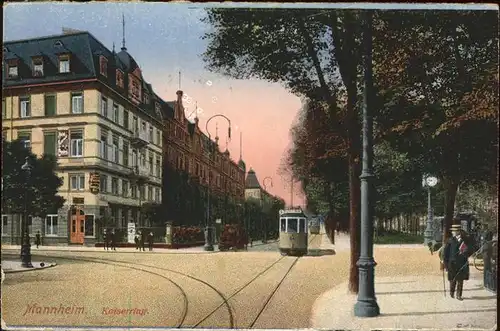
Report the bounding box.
[2,139,65,218]
[373,10,498,244]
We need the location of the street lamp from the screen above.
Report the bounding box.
[205,114,231,251]
[21,157,33,268]
[422,175,438,245]
[262,177,273,243]
[354,10,379,318]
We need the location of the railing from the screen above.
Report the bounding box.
[130,130,149,145]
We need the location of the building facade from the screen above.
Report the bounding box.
[2,31,166,245]
[244,168,272,205]
[161,92,246,224]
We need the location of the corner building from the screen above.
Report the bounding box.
[2,31,166,245]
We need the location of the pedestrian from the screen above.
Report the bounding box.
[110,229,117,251]
[103,229,108,251]
[443,224,471,300]
[139,231,145,251]
[148,231,154,251]
[134,232,140,250]
[35,231,41,249]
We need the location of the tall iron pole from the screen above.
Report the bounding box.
[21,157,33,268]
[290,176,294,208]
[354,10,380,317]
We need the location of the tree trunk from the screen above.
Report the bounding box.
[442,176,460,246]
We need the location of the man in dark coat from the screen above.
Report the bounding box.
[443,224,471,300]
[139,231,145,251]
[147,231,154,251]
[103,229,108,251]
[35,231,41,249]
[110,229,117,251]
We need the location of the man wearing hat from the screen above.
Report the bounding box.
[443,224,471,300]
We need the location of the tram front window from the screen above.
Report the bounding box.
[288,218,298,233]
[280,219,286,232]
[299,218,306,233]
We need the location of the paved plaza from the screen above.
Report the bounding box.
[1,234,497,330]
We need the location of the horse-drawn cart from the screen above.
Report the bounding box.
[219,224,248,251]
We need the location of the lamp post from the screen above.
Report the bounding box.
[354,10,379,317]
[21,157,33,268]
[205,114,231,251]
[423,175,438,245]
[262,177,273,243]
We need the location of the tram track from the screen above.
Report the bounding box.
[2,252,233,328]
[3,236,319,329]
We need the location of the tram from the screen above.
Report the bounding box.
[278,208,308,256]
[309,217,320,235]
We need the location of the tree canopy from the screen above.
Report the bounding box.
[2,139,65,218]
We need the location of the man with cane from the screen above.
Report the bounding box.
[443,224,471,300]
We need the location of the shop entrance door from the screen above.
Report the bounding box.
[70,207,85,244]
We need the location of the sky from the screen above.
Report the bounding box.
[3,2,496,209]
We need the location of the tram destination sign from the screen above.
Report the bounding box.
[279,208,303,215]
[89,172,100,194]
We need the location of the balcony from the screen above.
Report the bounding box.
[130,165,149,182]
[130,130,149,148]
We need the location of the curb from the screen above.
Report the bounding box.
[2,262,57,274]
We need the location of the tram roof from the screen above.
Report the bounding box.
[280,212,307,218]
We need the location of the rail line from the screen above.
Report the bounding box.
[2,252,234,328]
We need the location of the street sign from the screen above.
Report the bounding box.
[215,218,222,224]
[89,173,100,194]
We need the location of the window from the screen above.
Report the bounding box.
[2,215,8,235]
[20,96,31,118]
[148,186,153,201]
[43,132,57,156]
[116,70,124,88]
[149,156,153,175]
[44,94,56,116]
[18,132,31,150]
[133,117,138,133]
[112,136,119,163]
[111,177,118,195]
[70,130,83,157]
[2,98,6,119]
[101,97,107,117]
[84,214,95,237]
[156,158,161,177]
[156,130,160,146]
[144,94,150,104]
[131,184,137,198]
[45,215,58,235]
[113,104,119,123]
[99,56,108,76]
[132,149,137,167]
[132,80,139,98]
[71,92,83,114]
[122,180,129,197]
[287,218,298,233]
[100,175,107,193]
[280,219,286,232]
[70,174,85,191]
[141,121,146,134]
[140,186,145,200]
[100,131,108,159]
[8,64,18,78]
[299,218,306,233]
[123,110,129,129]
[33,58,44,77]
[123,142,129,167]
[59,55,70,73]
[155,188,161,202]
[140,152,146,167]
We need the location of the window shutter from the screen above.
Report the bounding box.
[44,132,56,156]
[45,95,56,116]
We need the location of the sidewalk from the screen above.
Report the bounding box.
[310,269,497,330]
[0,240,275,254]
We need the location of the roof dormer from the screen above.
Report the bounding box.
[31,56,44,77]
[99,55,108,77]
